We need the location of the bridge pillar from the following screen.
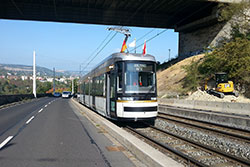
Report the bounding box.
[175,4,233,58]
[177,2,249,58]
[178,21,231,58]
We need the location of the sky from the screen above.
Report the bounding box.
[0,19,178,72]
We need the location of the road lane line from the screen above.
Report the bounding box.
[44,104,48,107]
[0,136,14,150]
[38,108,43,113]
[26,116,35,124]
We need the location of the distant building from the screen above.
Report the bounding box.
[37,76,43,80]
[7,75,18,80]
[21,76,28,80]
[46,78,53,82]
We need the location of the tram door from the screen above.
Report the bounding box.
[92,78,96,109]
[107,72,116,118]
[106,73,110,117]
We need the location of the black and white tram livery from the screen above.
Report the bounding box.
[78,52,158,121]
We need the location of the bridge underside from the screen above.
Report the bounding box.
[0,0,218,31]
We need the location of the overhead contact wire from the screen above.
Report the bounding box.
[82,32,118,72]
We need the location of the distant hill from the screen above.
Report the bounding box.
[0,64,78,77]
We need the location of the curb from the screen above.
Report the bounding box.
[71,99,183,167]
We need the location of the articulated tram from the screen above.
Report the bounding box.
[77,52,158,121]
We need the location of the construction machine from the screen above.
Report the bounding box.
[205,72,239,98]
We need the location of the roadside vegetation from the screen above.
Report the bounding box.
[182,2,250,97]
[0,79,52,95]
[0,79,73,95]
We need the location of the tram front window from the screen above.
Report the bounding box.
[125,62,156,94]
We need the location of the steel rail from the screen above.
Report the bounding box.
[126,126,209,167]
[148,124,250,166]
[157,112,250,141]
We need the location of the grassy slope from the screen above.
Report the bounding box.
[157,54,205,97]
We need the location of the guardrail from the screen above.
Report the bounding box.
[0,94,52,106]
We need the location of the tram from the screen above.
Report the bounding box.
[78,52,158,121]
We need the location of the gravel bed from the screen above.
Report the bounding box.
[199,157,228,166]
[188,150,211,158]
[137,127,234,166]
[155,119,250,161]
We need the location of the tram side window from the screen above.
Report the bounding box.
[97,77,101,96]
[84,81,89,95]
[116,62,123,93]
[91,74,105,97]
[102,74,106,97]
[90,80,93,95]
[92,77,96,96]
[110,73,115,99]
[84,82,86,95]
[93,74,104,97]
[97,76,102,96]
[100,74,105,97]
[81,83,85,95]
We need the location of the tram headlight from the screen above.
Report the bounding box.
[151,97,157,100]
[121,97,134,101]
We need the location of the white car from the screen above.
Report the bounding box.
[62,91,71,98]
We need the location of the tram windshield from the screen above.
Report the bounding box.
[124,62,156,94]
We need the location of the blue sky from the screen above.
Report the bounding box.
[0,19,178,72]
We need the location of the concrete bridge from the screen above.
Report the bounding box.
[0,0,246,57]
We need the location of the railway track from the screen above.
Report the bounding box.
[126,124,250,167]
[158,112,250,142]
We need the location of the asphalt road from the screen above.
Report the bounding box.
[0,98,136,167]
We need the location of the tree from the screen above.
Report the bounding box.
[37,82,52,94]
[219,1,250,40]
[182,2,250,97]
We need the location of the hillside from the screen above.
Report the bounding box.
[157,54,250,103]
[0,64,77,77]
[157,54,205,98]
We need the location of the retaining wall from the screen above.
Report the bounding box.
[158,98,250,116]
[0,94,52,106]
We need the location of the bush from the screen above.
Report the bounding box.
[182,59,201,91]
[183,38,250,95]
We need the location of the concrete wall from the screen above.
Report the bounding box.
[178,21,231,57]
[158,102,250,131]
[0,94,51,106]
[178,2,250,58]
[158,98,250,116]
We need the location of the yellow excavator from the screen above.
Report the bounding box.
[205,72,239,98]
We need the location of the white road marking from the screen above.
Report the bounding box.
[0,136,14,150]
[38,108,43,113]
[44,105,48,107]
[48,102,51,104]
[26,116,35,124]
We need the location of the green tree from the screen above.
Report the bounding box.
[182,2,250,97]
[69,79,79,94]
[182,59,201,91]
[37,82,52,94]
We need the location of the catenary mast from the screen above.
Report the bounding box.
[33,51,37,98]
